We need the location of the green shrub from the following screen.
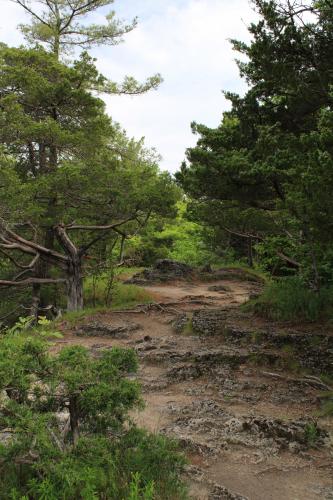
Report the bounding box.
[304,422,321,446]
[248,277,333,322]
[0,326,187,499]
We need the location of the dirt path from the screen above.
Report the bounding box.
[56,278,333,500]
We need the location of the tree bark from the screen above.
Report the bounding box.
[30,283,41,322]
[67,257,83,312]
[119,234,126,264]
[247,237,253,267]
[54,225,84,312]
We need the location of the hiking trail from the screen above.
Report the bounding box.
[55,271,333,500]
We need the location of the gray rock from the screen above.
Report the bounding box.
[192,309,228,336]
[127,259,194,284]
[208,285,230,292]
[209,483,249,500]
[75,321,140,339]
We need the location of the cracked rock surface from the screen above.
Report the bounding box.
[56,273,333,499]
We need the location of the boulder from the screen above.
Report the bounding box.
[127,259,194,284]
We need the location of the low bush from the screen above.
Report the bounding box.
[248,277,333,322]
[0,325,187,499]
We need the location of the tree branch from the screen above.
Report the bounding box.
[0,278,66,287]
[65,216,135,231]
[11,0,51,27]
[0,223,68,263]
[220,225,301,268]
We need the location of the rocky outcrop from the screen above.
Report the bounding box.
[127,259,194,284]
[222,324,333,374]
[208,284,230,292]
[172,313,190,333]
[187,308,333,374]
[192,309,228,336]
[75,321,141,339]
[208,484,249,500]
[163,399,328,458]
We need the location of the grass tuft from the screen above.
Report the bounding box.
[110,283,153,310]
[63,281,154,324]
[246,277,333,322]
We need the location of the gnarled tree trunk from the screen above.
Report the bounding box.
[67,257,83,312]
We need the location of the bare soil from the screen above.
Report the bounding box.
[55,277,333,500]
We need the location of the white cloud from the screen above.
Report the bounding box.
[1,0,256,172]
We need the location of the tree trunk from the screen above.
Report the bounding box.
[247,237,253,267]
[30,283,41,322]
[67,258,83,312]
[119,235,126,264]
[310,246,320,292]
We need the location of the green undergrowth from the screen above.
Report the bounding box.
[115,267,145,281]
[63,282,154,324]
[84,279,153,309]
[245,277,333,322]
[110,283,153,310]
[182,319,194,336]
[207,263,268,283]
[219,262,267,278]
[0,323,188,499]
[304,422,322,446]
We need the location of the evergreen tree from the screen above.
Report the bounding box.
[177,0,333,287]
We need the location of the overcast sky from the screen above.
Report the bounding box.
[1,0,256,172]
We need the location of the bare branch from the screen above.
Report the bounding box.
[10,0,51,27]
[0,224,68,263]
[65,216,135,231]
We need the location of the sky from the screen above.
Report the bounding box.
[1,0,256,172]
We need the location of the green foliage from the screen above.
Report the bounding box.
[120,428,188,499]
[0,326,187,499]
[126,202,221,267]
[304,422,321,446]
[177,0,333,288]
[83,279,154,310]
[128,473,154,500]
[249,278,333,322]
[13,0,162,92]
[0,44,179,314]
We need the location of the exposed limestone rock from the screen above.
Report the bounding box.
[163,399,328,458]
[172,313,190,333]
[187,310,333,374]
[208,484,249,500]
[208,285,230,292]
[75,321,141,339]
[166,363,204,382]
[185,465,249,500]
[222,324,333,374]
[192,309,228,336]
[239,416,328,448]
